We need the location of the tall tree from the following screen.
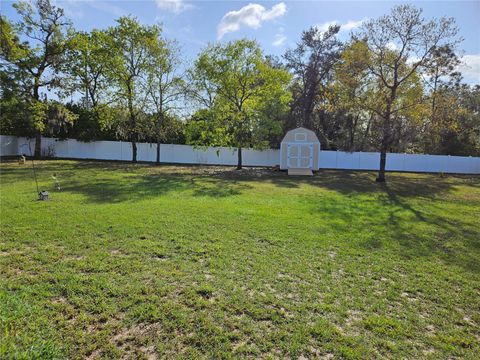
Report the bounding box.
[65,29,112,109]
[356,4,460,182]
[284,25,342,130]
[427,84,480,156]
[0,0,73,157]
[59,29,116,141]
[106,16,163,162]
[189,39,291,169]
[421,45,462,153]
[146,40,184,164]
[333,40,374,151]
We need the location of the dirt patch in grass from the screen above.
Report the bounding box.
[111,323,160,359]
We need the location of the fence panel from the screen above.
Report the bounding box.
[94,140,123,161]
[444,155,479,174]
[386,153,406,172]
[0,135,18,156]
[358,152,380,170]
[318,151,338,169]
[336,151,360,169]
[3,135,479,174]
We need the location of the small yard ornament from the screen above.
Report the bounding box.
[52,173,61,191]
[38,191,49,201]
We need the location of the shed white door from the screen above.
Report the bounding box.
[287,144,313,168]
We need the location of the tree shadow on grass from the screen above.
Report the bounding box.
[5,160,479,271]
[61,171,253,203]
[191,177,252,198]
[380,184,480,272]
[277,170,480,272]
[265,169,478,199]
[301,174,479,272]
[61,175,187,203]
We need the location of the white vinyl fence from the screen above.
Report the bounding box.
[1,135,479,174]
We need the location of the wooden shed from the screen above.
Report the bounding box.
[280,127,320,175]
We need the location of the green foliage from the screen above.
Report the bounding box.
[186,108,232,147]
[3,0,73,98]
[104,16,166,160]
[188,39,292,156]
[0,15,28,62]
[23,100,77,137]
[28,100,49,132]
[63,104,112,141]
[429,85,480,156]
[284,24,343,132]
[154,114,186,144]
[63,29,113,106]
[0,0,478,159]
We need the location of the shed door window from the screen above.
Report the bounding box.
[295,133,307,142]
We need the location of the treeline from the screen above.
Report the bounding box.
[1,1,479,180]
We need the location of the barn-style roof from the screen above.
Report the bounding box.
[281,127,320,143]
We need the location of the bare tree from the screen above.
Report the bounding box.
[357,4,460,182]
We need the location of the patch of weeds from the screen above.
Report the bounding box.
[363,315,405,338]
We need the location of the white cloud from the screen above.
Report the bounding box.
[316,18,366,34]
[386,41,398,51]
[273,33,286,47]
[52,0,84,18]
[155,0,193,14]
[217,2,287,39]
[342,19,365,31]
[458,54,480,84]
[317,21,338,33]
[406,56,420,65]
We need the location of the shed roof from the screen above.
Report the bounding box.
[281,127,320,143]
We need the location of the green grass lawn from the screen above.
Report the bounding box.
[0,160,479,359]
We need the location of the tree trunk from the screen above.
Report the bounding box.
[130,122,137,162]
[302,81,318,129]
[377,119,390,182]
[156,113,163,165]
[132,140,137,163]
[376,85,397,182]
[349,115,358,150]
[360,114,373,151]
[236,147,242,170]
[376,150,387,182]
[126,81,137,163]
[34,131,42,158]
[33,82,42,158]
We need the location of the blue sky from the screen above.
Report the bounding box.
[2,0,479,83]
